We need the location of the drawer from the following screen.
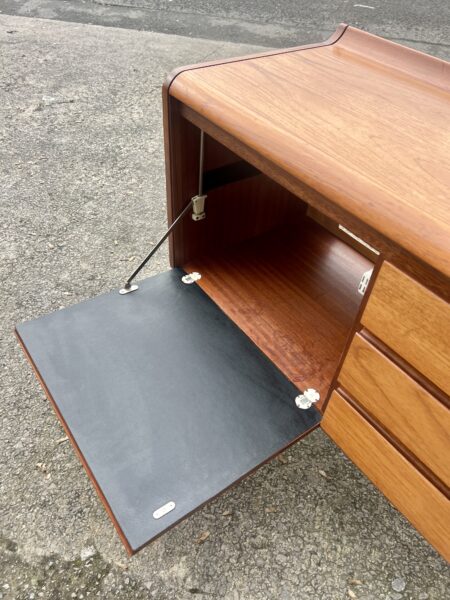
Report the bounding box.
[322,391,450,561]
[362,262,450,396]
[339,334,450,488]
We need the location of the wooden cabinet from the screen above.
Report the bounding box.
[16,26,449,557]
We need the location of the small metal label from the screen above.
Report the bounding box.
[153,501,176,519]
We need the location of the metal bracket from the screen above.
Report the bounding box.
[153,501,176,520]
[358,269,373,295]
[295,388,320,409]
[191,195,207,221]
[119,283,139,295]
[181,272,202,284]
[191,130,207,221]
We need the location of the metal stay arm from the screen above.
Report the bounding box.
[119,198,194,294]
[119,131,206,295]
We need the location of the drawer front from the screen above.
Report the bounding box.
[339,334,450,488]
[322,391,450,561]
[362,262,450,396]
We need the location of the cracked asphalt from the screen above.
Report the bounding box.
[1,4,449,600]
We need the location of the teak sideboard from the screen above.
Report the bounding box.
[16,25,450,559]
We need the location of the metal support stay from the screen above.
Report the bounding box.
[120,131,206,295]
[119,198,194,294]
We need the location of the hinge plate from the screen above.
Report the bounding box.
[295,388,320,409]
[153,501,176,520]
[358,269,373,295]
[182,272,202,284]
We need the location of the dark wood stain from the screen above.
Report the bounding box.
[187,219,373,408]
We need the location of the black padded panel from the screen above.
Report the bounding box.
[17,269,320,552]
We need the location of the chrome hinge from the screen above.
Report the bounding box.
[181,272,202,284]
[358,269,373,296]
[295,388,320,409]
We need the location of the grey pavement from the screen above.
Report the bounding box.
[0,10,449,600]
[0,0,449,57]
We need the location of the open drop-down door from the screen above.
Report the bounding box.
[16,269,321,554]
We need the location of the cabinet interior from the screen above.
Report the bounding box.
[173,129,377,408]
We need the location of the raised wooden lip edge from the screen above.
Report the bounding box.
[15,326,321,555]
[163,23,349,94]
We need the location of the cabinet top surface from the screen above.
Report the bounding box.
[169,26,450,278]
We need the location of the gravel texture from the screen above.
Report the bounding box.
[0,14,449,600]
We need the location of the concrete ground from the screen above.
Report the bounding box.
[0,0,449,56]
[0,8,449,600]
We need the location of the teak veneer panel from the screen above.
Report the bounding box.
[168,26,450,278]
[362,262,450,397]
[322,391,450,562]
[339,334,450,489]
[186,220,373,405]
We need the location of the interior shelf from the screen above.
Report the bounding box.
[186,218,374,407]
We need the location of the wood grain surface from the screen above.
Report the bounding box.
[322,391,450,562]
[169,26,450,278]
[339,333,450,489]
[162,112,308,267]
[362,262,450,396]
[187,219,372,406]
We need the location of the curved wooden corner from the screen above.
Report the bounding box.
[162,23,349,97]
